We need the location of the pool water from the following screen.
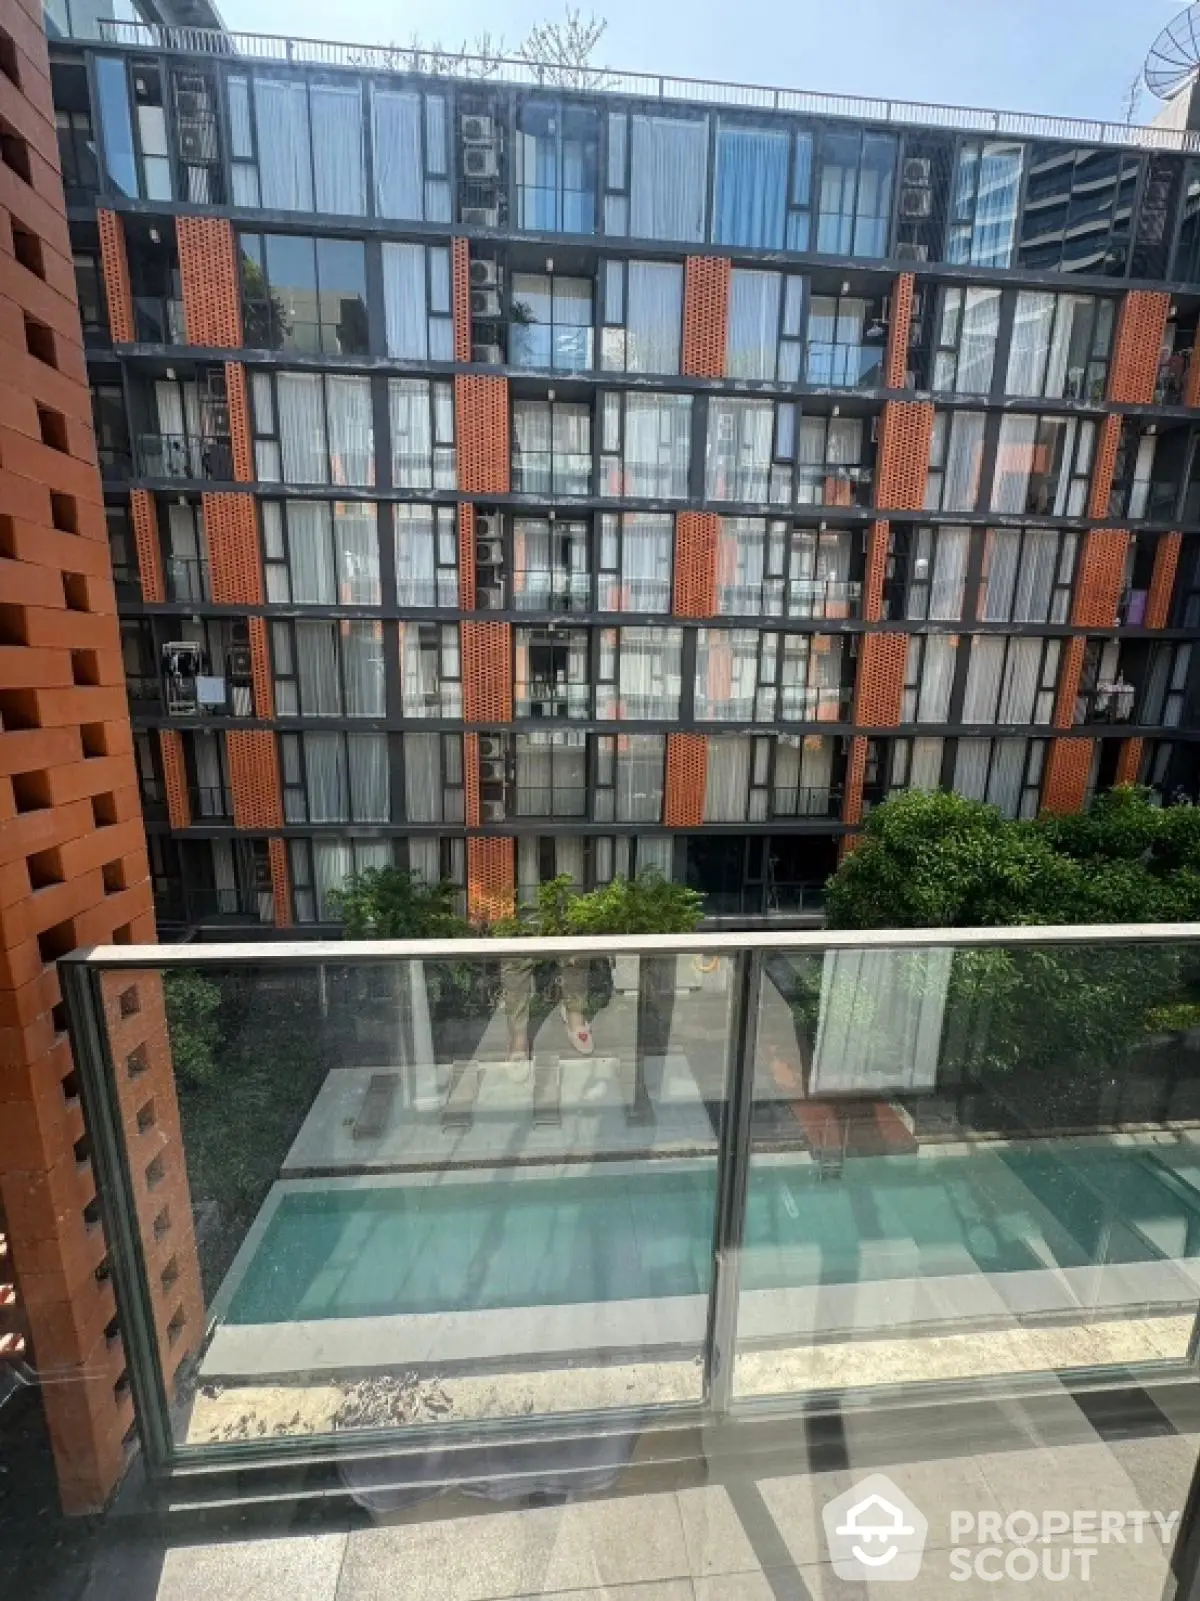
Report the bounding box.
[225,1147,1200,1325]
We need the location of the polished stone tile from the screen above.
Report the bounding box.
[676,1485,761,1576]
[155,1533,347,1601]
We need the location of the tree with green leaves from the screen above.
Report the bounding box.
[326,866,470,939]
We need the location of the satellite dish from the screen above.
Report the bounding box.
[1146,1,1200,100]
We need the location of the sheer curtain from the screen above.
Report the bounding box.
[304,733,348,821]
[625,262,683,374]
[990,415,1039,513]
[326,376,373,488]
[404,732,442,821]
[957,288,1002,393]
[939,412,986,511]
[953,737,991,801]
[726,270,781,380]
[987,738,1028,816]
[1006,292,1056,395]
[342,621,385,715]
[347,732,388,821]
[694,629,758,720]
[254,80,313,211]
[616,733,665,820]
[287,500,334,602]
[278,374,327,484]
[372,88,424,219]
[382,242,429,359]
[621,513,672,612]
[908,737,944,789]
[706,398,772,501]
[810,946,950,1094]
[922,526,969,620]
[389,380,432,489]
[334,503,379,604]
[908,635,956,722]
[310,82,365,216]
[713,125,788,249]
[395,505,439,606]
[717,518,766,614]
[512,401,552,493]
[296,621,340,714]
[628,115,707,242]
[618,627,681,719]
[623,394,692,497]
[703,736,752,821]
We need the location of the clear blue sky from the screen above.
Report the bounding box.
[219,0,1192,127]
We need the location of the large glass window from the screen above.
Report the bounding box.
[252,371,374,488]
[514,101,598,233]
[1005,292,1114,401]
[514,627,590,718]
[597,513,673,612]
[925,410,986,513]
[712,122,790,249]
[805,291,885,388]
[512,518,590,612]
[600,260,683,375]
[695,630,848,722]
[398,621,460,717]
[240,233,369,355]
[95,56,139,195]
[381,242,454,361]
[388,378,456,490]
[947,140,1023,268]
[1017,144,1139,275]
[978,526,1077,624]
[815,129,897,258]
[902,633,958,723]
[594,732,666,821]
[512,399,592,495]
[716,521,858,619]
[596,626,683,720]
[990,415,1095,517]
[795,415,870,507]
[272,618,385,716]
[706,398,775,503]
[600,392,692,499]
[261,500,380,605]
[509,274,593,371]
[961,636,1061,726]
[513,731,588,816]
[131,62,171,198]
[607,112,708,243]
[953,737,1045,818]
[402,732,464,823]
[370,86,450,222]
[930,287,1001,395]
[394,504,459,608]
[888,525,970,621]
[289,837,394,921]
[726,269,782,381]
[229,75,366,215]
[280,731,389,824]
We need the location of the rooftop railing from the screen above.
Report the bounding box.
[60,921,1200,1496]
[79,19,1200,154]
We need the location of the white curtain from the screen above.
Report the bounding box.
[304,732,348,821]
[987,738,1028,817]
[383,242,428,360]
[312,839,353,922]
[703,735,752,821]
[404,732,442,821]
[310,82,365,216]
[372,88,424,219]
[999,639,1045,726]
[618,626,681,719]
[326,376,373,488]
[623,394,692,498]
[295,620,340,715]
[342,621,385,715]
[621,513,672,612]
[706,398,772,502]
[254,80,313,211]
[625,261,683,374]
[616,733,665,821]
[962,637,1004,722]
[908,736,944,790]
[287,500,334,603]
[278,374,327,484]
[953,737,991,801]
[1006,292,1056,396]
[695,629,758,720]
[347,732,389,821]
[394,504,438,606]
[629,114,707,242]
[908,634,956,722]
[389,379,432,489]
[727,269,782,381]
[334,503,379,604]
[1013,528,1060,622]
[809,948,951,1094]
[991,415,1038,513]
[956,287,1001,393]
[717,518,766,614]
[940,411,986,511]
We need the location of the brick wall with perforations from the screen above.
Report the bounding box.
[201,492,262,604]
[458,502,476,611]
[875,402,934,511]
[1071,529,1129,628]
[1042,739,1094,814]
[664,733,707,827]
[95,209,133,344]
[854,632,908,727]
[467,836,514,922]
[0,0,200,1513]
[129,489,163,603]
[682,256,730,379]
[841,736,869,826]
[463,731,482,827]
[226,730,283,829]
[176,216,242,348]
[862,521,889,621]
[224,361,254,484]
[452,237,471,363]
[1145,531,1183,628]
[1054,635,1086,729]
[1088,413,1121,519]
[247,615,273,718]
[1115,738,1144,786]
[462,621,513,722]
[884,273,914,389]
[158,729,189,830]
[456,375,510,495]
[267,836,291,928]
[1186,348,1200,409]
[1108,290,1171,404]
[673,512,718,617]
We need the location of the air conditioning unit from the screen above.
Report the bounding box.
[472,342,504,365]
[899,188,933,219]
[481,759,506,782]
[227,645,252,678]
[902,157,931,185]
[470,256,500,289]
[462,205,500,228]
[476,539,503,566]
[464,146,500,180]
[461,114,497,144]
[478,735,504,760]
[477,585,504,609]
[476,512,501,540]
[471,287,502,318]
[179,125,216,162]
[481,799,506,823]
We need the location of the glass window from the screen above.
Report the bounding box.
[382,242,454,361]
[961,636,1061,726]
[947,140,1023,268]
[510,274,593,371]
[388,378,455,490]
[902,633,958,723]
[261,500,380,605]
[953,737,1045,818]
[1018,143,1138,275]
[273,618,385,716]
[925,410,986,513]
[372,87,450,221]
[402,732,464,824]
[241,233,369,356]
[715,521,864,621]
[514,627,590,718]
[515,101,598,233]
[978,527,1076,624]
[233,75,365,215]
[394,504,459,608]
[95,56,138,196]
[600,392,692,499]
[795,415,871,508]
[726,269,782,381]
[707,398,775,502]
[595,626,683,720]
[888,525,970,621]
[600,260,683,375]
[816,129,897,258]
[512,400,592,495]
[512,519,591,612]
[513,731,588,816]
[627,114,708,243]
[597,512,673,612]
[254,371,373,487]
[281,731,388,823]
[930,286,1001,395]
[1006,292,1114,401]
[712,123,789,249]
[991,415,1095,517]
[805,292,885,387]
[398,621,460,717]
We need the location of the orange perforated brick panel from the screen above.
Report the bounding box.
[248,615,274,718]
[876,402,934,511]
[158,729,190,830]
[1108,291,1171,404]
[1145,531,1183,628]
[226,730,283,829]
[1071,529,1129,628]
[463,732,482,826]
[224,362,254,484]
[885,273,915,389]
[855,632,908,726]
[456,375,510,495]
[664,733,707,828]
[452,238,471,363]
[1042,738,1093,815]
[1054,635,1086,729]
[842,736,869,826]
[673,512,718,617]
[176,216,242,348]
[96,209,134,344]
[863,520,889,622]
[683,257,730,379]
[458,502,477,610]
[1187,349,1200,410]
[462,621,513,722]
[467,836,515,922]
[1115,738,1144,786]
[268,837,291,928]
[1088,414,1121,520]
[129,489,164,603]
[201,493,262,604]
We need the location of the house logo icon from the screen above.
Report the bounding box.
[822,1474,928,1581]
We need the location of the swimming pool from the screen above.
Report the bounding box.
[224,1144,1200,1326]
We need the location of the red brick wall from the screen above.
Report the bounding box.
[876,401,934,511]
[1071,528,1129,628]
[461,620,512,721]
[224,361,254,484]
[862,520,889,622]
[664,732,707,827]
[457,502,476,611]
[451,237,471,363]
[1145,531,1183,629]
[884,273,914,389]
[201,492,262,604]
[682,256,730,378]
[1115,738,1144,786]
[467,836,514,922]
[129,489,163,603]
[673,512,718,618]
[267,836,291,928]
[247,615,273,719]
[841,735,869,826]
[1042,738,1093,814]
[456,375,509,495]
[1108,290,1171,404]
[1054,635,1086,729]
[855,632,908,726]
[1088,414,1121,520]
[176,216,242,348]
[226,730,282,830]
[158,729,189,830]
[463,731,482,827]
[95,209,133,344]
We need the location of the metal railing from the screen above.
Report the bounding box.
[770,784,844,818]
[165,555,211,604]
[83,19,1200,153]
[137,432,234,483]
[1075,684,1139,725]
[188,784,234,820]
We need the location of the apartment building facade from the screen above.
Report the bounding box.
[43,17,1200,932]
